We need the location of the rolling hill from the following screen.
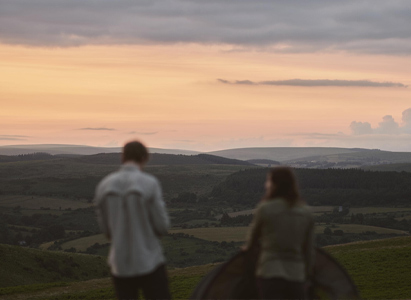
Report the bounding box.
[0,243,109,288]
[208,147,365,162]
[0,144,199,156]
[1,237,410,299]
[68,153,252,166]
[209,147,411,168]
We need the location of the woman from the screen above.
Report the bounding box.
[245,167,315,300]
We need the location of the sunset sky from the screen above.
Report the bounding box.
[1,1,411,151]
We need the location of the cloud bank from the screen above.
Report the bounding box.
[218,79,407,87]
[2,1,411,54]
[0,135,29,141]
[128,131,158,135]
[78,127,115,131]
[350,108,411,135]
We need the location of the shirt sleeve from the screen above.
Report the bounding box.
[245,203,264,248]
[148,179,170,237]
[94,185,111,240]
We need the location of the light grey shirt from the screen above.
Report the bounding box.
[94,162,170,277]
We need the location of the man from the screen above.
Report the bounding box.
[94,141,170,300]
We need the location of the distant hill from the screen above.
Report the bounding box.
[0,154,252,202]
[67,153,252,166]
[284,149,411,169]
[0,144,199,156]
[4,145,411,168]
[0,152,55,162]
[208,147,366,162]
[246,159,280,166]
[0,243,108,287]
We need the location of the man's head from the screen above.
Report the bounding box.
[122,141,149,165]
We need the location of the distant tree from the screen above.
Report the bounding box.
[220,213,232,225]
[324,227,332,235]
[334,230,344,236]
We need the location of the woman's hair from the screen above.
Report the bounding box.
[264,166,300,206]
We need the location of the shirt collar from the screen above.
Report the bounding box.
[120,161,142,171]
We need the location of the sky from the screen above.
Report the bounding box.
[1,0,411,151]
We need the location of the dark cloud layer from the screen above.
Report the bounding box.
[218,79,407,87]
[0,135,29,141]
[78,127,115,131]
[128,131,158,135]
[1,1,411,54]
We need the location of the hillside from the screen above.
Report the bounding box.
[208,147,364,162]
[325,237,411,299]
[0,244,109,288]
[0,154,253,202]
[1,237,410,299]
[69,153,252,166]
[286,149,411,168]
[210,168,411,206]
[208,147,411,168]
[0,144,199,156]
[246,159,280,166]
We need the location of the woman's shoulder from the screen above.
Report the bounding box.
[258,198,287,212]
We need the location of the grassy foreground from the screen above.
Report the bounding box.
[325,236,411,299]
[0,244,109,288]
[1,237,411,299]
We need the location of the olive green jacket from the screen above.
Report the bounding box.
[246,198,315,282]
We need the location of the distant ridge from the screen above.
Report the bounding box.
[247,159,280,166]
[0,144,199,156]
[208,147,367,162]
[0,152,251,166]
[69,153,252,166]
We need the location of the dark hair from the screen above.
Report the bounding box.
[122,141,149,164]
[264,166,300,206]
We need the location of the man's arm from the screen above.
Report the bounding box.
[148,180,170,237]
[94,185,111,240]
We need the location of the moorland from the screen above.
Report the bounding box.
[1,146,411,299]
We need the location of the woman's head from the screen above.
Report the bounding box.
[264,166,300,206]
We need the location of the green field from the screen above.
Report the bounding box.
[325,236,411,299]
[0,264,217,300]
[171,224,408,243]
[219,206,336,219]
[315,224,408,235]
[50,234,241,268]
[56,225,407,251]
[349,207,411,214]
[170,227,249,242]
[58,234,108,252]
[220,206,411,219]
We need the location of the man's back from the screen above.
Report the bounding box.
[95,163,170,277]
